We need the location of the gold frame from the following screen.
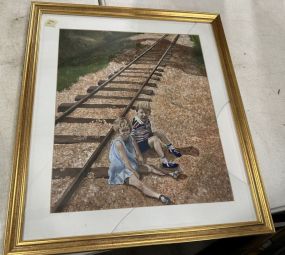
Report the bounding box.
[4,2,274,254]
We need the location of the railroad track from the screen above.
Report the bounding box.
[52,34,180,213]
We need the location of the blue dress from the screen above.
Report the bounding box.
[108,136,138,185]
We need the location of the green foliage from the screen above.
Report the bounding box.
[57,30,140,91]
[189,35,205,65]
[57,61,106,92]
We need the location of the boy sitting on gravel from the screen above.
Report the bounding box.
[131,102,182,169]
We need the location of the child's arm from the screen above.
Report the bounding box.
[115,141,140,179]
[146,119,154,137]
[131,137,144,165]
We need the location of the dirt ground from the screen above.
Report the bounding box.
[51,34,233,212]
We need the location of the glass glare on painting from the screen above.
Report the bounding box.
[51,30,233,212]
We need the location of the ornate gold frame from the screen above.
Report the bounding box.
[4,2,274,254]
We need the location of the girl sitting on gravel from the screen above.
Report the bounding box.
[108,117,172,205]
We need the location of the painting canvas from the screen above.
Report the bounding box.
[50,30,233,213]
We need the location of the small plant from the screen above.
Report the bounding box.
[189,35,203,58]
[189,35,206,74]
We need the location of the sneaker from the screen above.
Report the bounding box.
[159,195,171,205]
[162,161,179,169]
[169,170,179,179]
[167,145,182,157]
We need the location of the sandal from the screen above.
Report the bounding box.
[169,171,179,179]
[162,161,179,169]
[159,195,172,205]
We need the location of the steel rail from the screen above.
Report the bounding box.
[52,35,179,213]
[55,34,167,124]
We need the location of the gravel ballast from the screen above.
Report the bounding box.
[51,34,233,212]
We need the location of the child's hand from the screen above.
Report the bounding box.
[132,170,140,179]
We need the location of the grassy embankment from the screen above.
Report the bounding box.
[57,30,142,91]
[189,35,206,71]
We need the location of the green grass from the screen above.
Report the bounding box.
[189,35,205,64]
[56,31,142,91]
[57,61,107,92]
[189,35,206,75]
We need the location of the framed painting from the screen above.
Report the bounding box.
[4,2,274,255]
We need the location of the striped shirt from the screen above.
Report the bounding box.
[131,116,152,143]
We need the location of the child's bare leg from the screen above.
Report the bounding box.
[128,174,160,199]
[143,164,165,176]
[148,136,165,158]
[128,173,172,204]
[153,131,172,146]
[148,136,179,168]
[153,131,182,158]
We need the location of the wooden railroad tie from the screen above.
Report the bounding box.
[54,135,105,144]
[110,75,161,81]
[74,95,152,102]
[139,58,160,61]
[52,166,173,180]
[122,70,153,74]
[57,117,115,124]
[136,60,169,63]
[58,103,136,112]
[51,145,198,180]
[121,71,163,77]
[52,167,109,179]
[99,79,158,87]
[112,75,160,81]
[86,86,154,95]
[126,67,153,71]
